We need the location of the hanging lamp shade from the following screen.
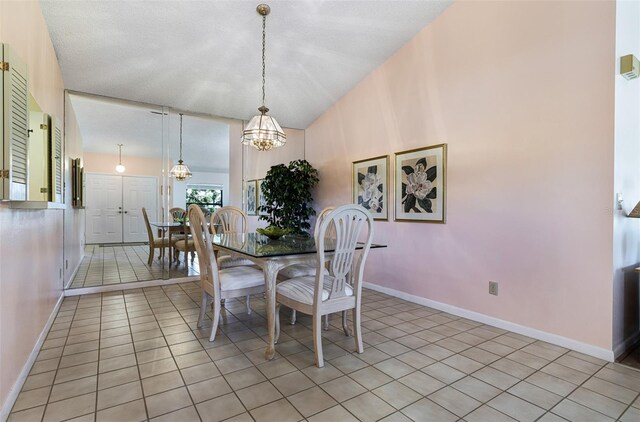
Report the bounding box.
[170,113,192,181]
[241,4,286,151]
[115,144,126,173]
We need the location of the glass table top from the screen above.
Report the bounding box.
[212,232,386,258]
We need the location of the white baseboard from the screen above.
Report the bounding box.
[1,293,64,422]
[614,330,640,360]
[63,255,84,290]
[363,282,615,362]
[64,275,199,296]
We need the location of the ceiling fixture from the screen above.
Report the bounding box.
[115,144,126,173]
[170,113,192,181]
[241,3,286,151]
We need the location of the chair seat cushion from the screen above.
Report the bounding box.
[279,264,316,278]
[218,255,255,269]
[152,237,170,247]
[174,239,194,250]
[276,276,353,305]
[220,266,265,291]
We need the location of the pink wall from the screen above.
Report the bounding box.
[306,1,616,350]
[0,0,66,414]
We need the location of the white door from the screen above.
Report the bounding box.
[85,174,123,244]
[123,176,157,242]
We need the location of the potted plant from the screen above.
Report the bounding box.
[259,159,319,235]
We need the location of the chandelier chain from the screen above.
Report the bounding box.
[179,113,183,161]
[261,14,266,107]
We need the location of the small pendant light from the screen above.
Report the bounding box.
[115,144,125,173]
[241,3,286,151]
[170,113,192,181]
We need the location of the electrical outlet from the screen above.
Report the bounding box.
[489,281,499,296]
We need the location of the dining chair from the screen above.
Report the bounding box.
[169,206,191,265]
[279,206,335,327]
[274,204,374,367]
[188,204,266,342]
[210,206,255,269]
[169,207,187,222]
[142,207,174,265]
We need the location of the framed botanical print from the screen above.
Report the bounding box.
[245,180,257,216]
[352,155,389,220]
[395,144,447,223]
[257,179,267,216]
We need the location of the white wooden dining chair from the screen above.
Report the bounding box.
[142,207,175,265]
[188,204,266,342]
[279,206,335,327]
[274,204,374,367]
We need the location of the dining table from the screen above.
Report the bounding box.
[212,232,387,361]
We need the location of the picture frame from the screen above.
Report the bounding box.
[352,155,389,220]
[245,179,257,216]
[257,179,267,216]
[394,143,447,223]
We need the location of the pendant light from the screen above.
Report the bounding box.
[170,113,192,181]
[115,144,125,173]
[241,3,286,151]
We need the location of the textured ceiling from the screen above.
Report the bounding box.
[42,0,452,129]
[69,94,230,172]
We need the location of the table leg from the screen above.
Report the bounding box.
[168,229,173,267]
[263,260,283,360]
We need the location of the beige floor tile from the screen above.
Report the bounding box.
[55,362,98,384]
[96,398,146,422]
[551,399,615,422]
[150,405,201,422]
[373,381,421,410]
[145,386,193,418]
[471,366,519,390]
[196,393,246,422]
[236,380,283,410]
[139,357,178,379]
[507,381,562,410]
[398,371,445,396]
[187,376,232,403]
[98,354,136,374]
[250,398,303,422]
[174,350,211,369]
[49,376,97,403]
[373,358,415,379]
[330,354,369,374]
[487,392,545,421]
[170,340,203,356]
[288,386,338,417]
[451,376,501,403]
[97,366,140,390]
[567,387,627,419]
[401,398,458,422]
[142,370,185,396]
[581,377,638,404]
[223,367,267,391]
[490,358,536,379]
[340,391,393,422]
[555,354,604,375]
[11,386,51,412]
[97,380,143,410]
[429,386,481,417]
[321,376,367,402]
[307,405,359,422]
[99,343,135,360]
[42,392,96,422]
[541,362,591,385]
[256,357,298,378]
[460,347,501,365]
[181,362,221,384]
[526,371,578,396]
[214,355,254,374]
[59,350,99,369]
[136,346,172,364]
[395,350,435,369]
[620,406,640,422]
[22,371,56,391]
[29,358,60,375]
[464,405,517,422]
[7,405,46,422]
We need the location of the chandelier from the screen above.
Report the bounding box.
[170,113,192,181]
[115,144,125,173]
[241,4,286,151]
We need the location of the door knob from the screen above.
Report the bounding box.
[118,211,122,214]
[124,211,128,214]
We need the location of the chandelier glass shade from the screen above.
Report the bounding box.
[115,144,125,173]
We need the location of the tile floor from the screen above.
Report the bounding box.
[620,345,640,371]
[70,245,199,288]
[9,282,640,421]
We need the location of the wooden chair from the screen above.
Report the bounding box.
[279,206,335,327]
[169,207,191,265]
[274,204,374,367]
[188,204,266,342]
[169,207,187,222]
[142,207,174,265]
[210,206,255,269]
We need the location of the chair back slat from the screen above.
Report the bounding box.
[211,206,247,235]
[169,207,187,222]
[188,205,220,296]
[316,205,373,302]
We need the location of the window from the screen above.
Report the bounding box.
[186,185,223,214]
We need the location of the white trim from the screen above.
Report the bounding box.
[614,330,640,359]
[64,276,198,296]
[363,282,615,362]
[63,255,84,290]
[0,293,64,422]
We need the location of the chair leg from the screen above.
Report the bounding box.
[313,313,324,367]
[290,309,297,325]
[210,297,221,342]
[323,314,329,330]
[197,292,208,328]
[275,304,281,344]
[342,311,351,336]
[246,295,252,315]
[352,308,363,354]
[148,246,154,265]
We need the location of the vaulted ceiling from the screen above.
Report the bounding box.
[42,0,452,129]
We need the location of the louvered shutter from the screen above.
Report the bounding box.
[2,44,29,200]
[51,118,63,203]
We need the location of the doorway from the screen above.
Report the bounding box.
[85,173,157,244]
